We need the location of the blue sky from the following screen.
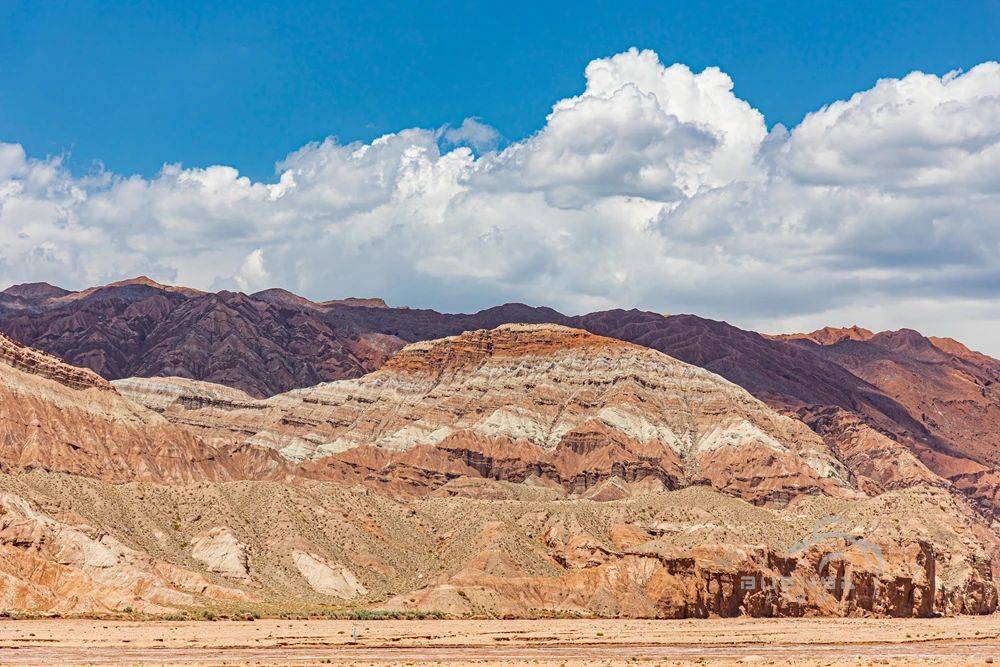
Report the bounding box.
[1,2,999,352]
[2,0,998,180]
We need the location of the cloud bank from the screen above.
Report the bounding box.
[2,49,999,351]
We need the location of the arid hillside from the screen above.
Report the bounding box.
[776,327,1000,520]
[0,472,995,618]
[0,282,998,618]
[0,331,280,482]
[116,323,858,505]
[4,279,997,519]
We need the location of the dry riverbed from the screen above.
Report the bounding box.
[0,616,998,665]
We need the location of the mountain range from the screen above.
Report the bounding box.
[0,277,997,618]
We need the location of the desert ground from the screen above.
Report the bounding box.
[0,617,998,666]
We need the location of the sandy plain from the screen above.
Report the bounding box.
[0,617,998,666]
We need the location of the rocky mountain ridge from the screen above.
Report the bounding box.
[3,279,998,519]
[0,328,282,483]
[116,324,857,505]
[0,279,998,618]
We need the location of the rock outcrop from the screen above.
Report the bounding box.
[0,330,283,482]
[191,527,252,582]
[0,331,110,391]
[0,280,998,617]
[778,327,1000,517]
[292,552,367,599]
[0,473,992,618]
[117,324,855,504]
[5,279,997,518]
[0,489,248,613]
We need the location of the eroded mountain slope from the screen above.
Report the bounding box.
[0,472,994,618]
[117,324,856,505]
[0,324,996,618]
[0,331,281,482]
[6,280,995,517]
[778,327,1000,518]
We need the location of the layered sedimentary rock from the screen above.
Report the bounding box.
[0,330,281,482]
[5,279,997,516]
[0,331,110,391]
[0,279,893,413]
[793,406,945,494]
[117,324,855,504]
[1,288,998,617]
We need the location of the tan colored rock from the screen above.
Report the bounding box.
[0,472,992,618]
[292,551,367,599]
[0,490,246,613]
[191,527,251,582]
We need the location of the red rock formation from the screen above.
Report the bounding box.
[772,325,875,345]
[0,279,408,397]
[0,331,283,482]
[779,327,1000,517]
[0,321,995,618]
[0,331,110,391]
[1,282,71,300]
[118,324,856,505]
[0,475,989,618]
[4,279,999,520]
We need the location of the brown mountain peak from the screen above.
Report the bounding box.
[383,323,639,375]
[107,275,162,288]
[103,275,206,296]
[771,325,875,345]
[251,288,320,309]
[1,282,71,300]
[321,296,389,308]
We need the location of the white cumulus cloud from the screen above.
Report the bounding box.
[1,48,998,353]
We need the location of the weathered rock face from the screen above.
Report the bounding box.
[5,279,997,516]
[778,327,1000,518]
[0,330,283,483]
[0,279,899,412]
[191,527,252,582]
[292,552,367,599]
[0,331,110,391]
[389,540,940,619]
[0,473,992,618]
[0,280,998,618]
[795,406,946,493]
[781,328,1000,467]
[117,324,855,505]
[0,278,409,398]
[0,489,249,613]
